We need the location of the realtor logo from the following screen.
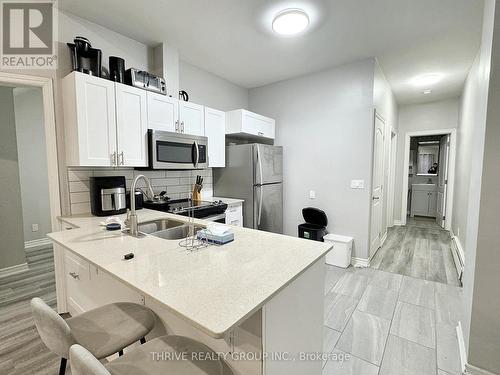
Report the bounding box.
[1,0,57,68]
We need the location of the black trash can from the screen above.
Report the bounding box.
[298,207,328,241]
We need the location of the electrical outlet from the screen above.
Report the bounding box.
[31,224,39,232]
[309,190,316,199]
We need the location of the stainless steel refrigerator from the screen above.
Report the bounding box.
[214,144,283,234]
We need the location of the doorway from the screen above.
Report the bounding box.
[400,129,456,230]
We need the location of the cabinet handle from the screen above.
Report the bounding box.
[119,151,124,165]
[111,152,117,166]
[181,121,185,133]
[258,131,264,136]
[65,226,73,230]
[69,272,79,280]
[175,120,179,132]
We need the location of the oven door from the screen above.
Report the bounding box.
[149,130,208,169]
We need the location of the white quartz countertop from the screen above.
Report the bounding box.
[50,209,330,338]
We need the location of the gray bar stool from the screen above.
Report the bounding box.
[70,335,233,375]
[31,297,155,375]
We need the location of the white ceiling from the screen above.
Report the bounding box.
[59,0,484,104]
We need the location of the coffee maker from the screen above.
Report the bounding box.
[67,36,102,77]
[89,176,127,216]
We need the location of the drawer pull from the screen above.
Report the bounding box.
[69,272,80,279]
[65,226,73,230]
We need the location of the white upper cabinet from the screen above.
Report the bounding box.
[226,109,275,140]
[63,72,117,166]
[147,92,178,132]
[204,107,226,167]
[115,83,148,167]
[179,101,205,136]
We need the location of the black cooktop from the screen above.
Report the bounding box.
[143,198,227,219]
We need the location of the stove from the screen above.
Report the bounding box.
[143,198,228,219]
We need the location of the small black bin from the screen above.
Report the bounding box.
[298,207,328,241]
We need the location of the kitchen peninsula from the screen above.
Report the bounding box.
[48,209,331,375]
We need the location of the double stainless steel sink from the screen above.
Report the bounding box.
[137,218,203,240]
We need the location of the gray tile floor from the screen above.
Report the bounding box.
[323,264,463,375]
[370,217,460,286]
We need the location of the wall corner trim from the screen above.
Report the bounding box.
[0,263,29,278]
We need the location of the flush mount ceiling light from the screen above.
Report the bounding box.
[411,73,443,87]
[423,89,432,95]
[272,9,310,36]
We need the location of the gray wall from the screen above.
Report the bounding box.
[393,99,459,222]
[13,87,52,242]
[0,87,27,269]
[179,60,249,111]
[458,0,500,372]
[249,59,376,259]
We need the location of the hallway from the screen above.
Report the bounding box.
[370,217,460,286]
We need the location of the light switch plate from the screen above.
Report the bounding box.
[32,224,39,232]
[350,180,365,189]
[309,190,316,199]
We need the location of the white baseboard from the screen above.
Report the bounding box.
[393,220,403,226]
[450,232,465,280]
[0,263,28,278]
[380,232,388,246]
[351,257,370,268]
[465,363,499,375]
[25,238,52,250]
[456,322,499,375]
[457,322,467,374]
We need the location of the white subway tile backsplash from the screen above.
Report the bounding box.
[71,202,91,215]
[70,192,90,204]
[69,180,90,192]
[67,169,93,181]
[67,167,213,215]
[93,168,134,179]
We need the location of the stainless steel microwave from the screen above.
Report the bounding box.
[148,130,208,169]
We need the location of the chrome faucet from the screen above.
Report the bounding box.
[125,174,155,237]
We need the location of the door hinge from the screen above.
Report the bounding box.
[445,179,448,184]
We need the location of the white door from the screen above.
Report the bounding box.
[115,83,148,167]
[436,135,450,227]
[74,73,117,166]
[370,114,385,257]
[147,92,179,132]
[204,107,226,167]
[179,101,204,136]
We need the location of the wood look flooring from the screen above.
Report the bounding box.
[0,245,61,375]
[370,217,460,286]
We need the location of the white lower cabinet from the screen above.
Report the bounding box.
[411,187,438,217]
[225,203,243,227]
[63,249,144,316]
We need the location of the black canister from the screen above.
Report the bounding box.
[109,56,125,83]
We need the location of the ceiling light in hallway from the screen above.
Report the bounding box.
[272,9,310,35]
[411,73,443,87]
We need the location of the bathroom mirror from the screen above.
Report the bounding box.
[416,141,439,175]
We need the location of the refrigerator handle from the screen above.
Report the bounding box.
[256,144,263,185]
[256,144,264,227]
[258,185,264,226]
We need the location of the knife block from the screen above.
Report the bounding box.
[192,184,202,203]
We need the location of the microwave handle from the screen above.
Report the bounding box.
[194,141,199,168]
